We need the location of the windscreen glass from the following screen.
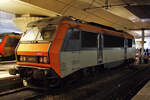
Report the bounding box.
[38,26,56,41]
[20,27,40,41]
[20,25,56,42]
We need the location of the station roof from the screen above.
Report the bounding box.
[0,0,150,38]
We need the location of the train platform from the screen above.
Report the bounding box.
[0,61,22,92]
[0,60,16,64]
[132,80,150,100]
[0,71,13,79]
[0,61,16,79]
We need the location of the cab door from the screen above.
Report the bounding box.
[69,29,80,71]
[60,28,80,76]
[97,33,103,64]
[124,38,128,60]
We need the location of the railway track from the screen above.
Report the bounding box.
[0,87,28,96]
[0,64,150,100]
[96,65,150,100]
[33,65,150,100]
[0,87,46,100]
[0,76,22,92]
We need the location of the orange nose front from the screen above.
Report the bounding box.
[16,43,51,68]
[17,43,50,56]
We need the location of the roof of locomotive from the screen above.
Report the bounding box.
[27,16,134,39]
[0,33,21,39]
[0,33,20,36]
[27,16,72,27]
[86,22,133,39]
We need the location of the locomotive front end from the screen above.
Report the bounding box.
[0,34,20,60]
[0,36,4,58]
[9,17,66,88]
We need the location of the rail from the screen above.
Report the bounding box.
[0,64,150,100]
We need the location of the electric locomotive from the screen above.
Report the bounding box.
[9,16,136,87]
[0,33,20,60]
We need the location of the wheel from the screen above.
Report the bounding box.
[48,77,62,88]
[66,71,82,86]
[83,68,91,77]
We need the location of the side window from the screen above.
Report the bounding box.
[12,38,20,46]
[0,37,3,43]
[62,28,80,51]
[128,39,132,47]
[5,37,19,47]
[5,37,11,46]
[81,31,98,48]
[103,34,124,47]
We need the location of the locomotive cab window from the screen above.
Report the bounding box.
[21,27,39,41]
[21,25,57,42]
[128,39,132,47]
[81,31,98,48]
[41,29,55,41]
[62,28,80,51]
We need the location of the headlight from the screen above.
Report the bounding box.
[19,56,37,62]
[20,56,23,61]
[39,56,48,64]
[18,55,49,64]
[20,56,26,62]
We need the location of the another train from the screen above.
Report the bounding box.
[9,16,136,88]
[0,33,20,60]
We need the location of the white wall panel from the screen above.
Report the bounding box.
[103,48,124,63]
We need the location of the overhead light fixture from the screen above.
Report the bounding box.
[141,18,150,22]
